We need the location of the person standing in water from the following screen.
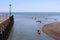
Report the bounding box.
[37,29,41,35]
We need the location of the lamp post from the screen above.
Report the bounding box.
[9,4,11,16]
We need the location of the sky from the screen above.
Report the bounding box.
[0,0,60,12]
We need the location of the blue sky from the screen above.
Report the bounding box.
[0,0,60,12]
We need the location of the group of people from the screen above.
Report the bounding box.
[31,16,57,35]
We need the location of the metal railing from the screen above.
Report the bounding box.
[0,13,10,18]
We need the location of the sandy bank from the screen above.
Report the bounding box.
[42,22,60,40]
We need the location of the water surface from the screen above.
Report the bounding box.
[8,12,60,40]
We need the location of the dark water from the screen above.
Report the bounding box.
[7,12,60,40]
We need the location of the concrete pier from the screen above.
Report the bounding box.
[0,15,14,40]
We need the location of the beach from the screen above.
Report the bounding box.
[42,22,60,40]
[0,0,60,40]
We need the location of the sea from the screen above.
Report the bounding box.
[1,12,60,40]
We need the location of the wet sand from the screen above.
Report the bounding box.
[42,22,60,40]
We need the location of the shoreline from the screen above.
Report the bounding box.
[42,22,60,40]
